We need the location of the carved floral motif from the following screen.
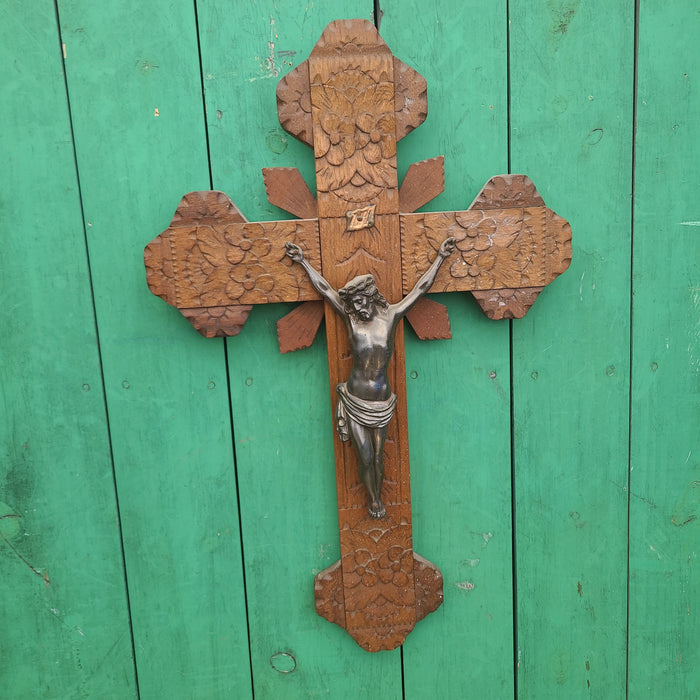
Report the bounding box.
[401,207,572,294]
[313,69,397,198]
[180,305,253,338]
[314,515,443,651]
[471,287,544,320]
[470,174,545,209]
[276,61,313,147]
[393,57,428,140]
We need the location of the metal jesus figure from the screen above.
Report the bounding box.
[285,237,456,518]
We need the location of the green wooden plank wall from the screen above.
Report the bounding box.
[1,1,697,698]
[510,2,634,695]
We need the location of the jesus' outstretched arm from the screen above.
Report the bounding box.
[391,236,456,319]
[285,241,345,316]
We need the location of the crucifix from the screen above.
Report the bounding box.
[144,19,571,651]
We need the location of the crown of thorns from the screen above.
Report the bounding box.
[338,274,377,298]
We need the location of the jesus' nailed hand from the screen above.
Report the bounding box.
[285,237,456,519]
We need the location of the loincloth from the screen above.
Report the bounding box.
[335,383,397,442]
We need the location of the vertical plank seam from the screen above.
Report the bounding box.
[193,0,214,192]
[626,1,641,698]
[373,0,383,30]
[52,2,141,697]
[506,1,519,698]
[192,1,256,696]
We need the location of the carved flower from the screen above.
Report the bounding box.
[354,107,395,165]
[180,305,252,338]
[223,223,272,265]
[314,80,396,192]
[450,251,497,287]
[226,263,275,303]
[317,109,356,166]
[345,544,411,589]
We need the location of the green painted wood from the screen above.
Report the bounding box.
[196,3,404,695]
[381,2,515,696]
[55,1,252,696]
[628,3,699,696]
[0,2,137,697]
[509,1,634,696]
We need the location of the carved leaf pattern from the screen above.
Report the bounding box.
[314,560,345,627]
[313,514,443,651]
[171,190,247,226]
[309,18,392,56]
[144,234,176,306]
[341,518,417,650]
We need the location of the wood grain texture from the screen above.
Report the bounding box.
[510,1,634,696]
[399,156,445,213]
[470,286,543,320]
[628,2,699,695]
[276,300,325,353]
[181,304,253,338]
[0,4,137,696]
[405,297,452,340]
[262,166,318,219]
[56,2,253,696]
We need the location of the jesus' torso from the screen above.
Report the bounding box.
[344,310,398,402]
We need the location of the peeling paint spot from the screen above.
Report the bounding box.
[455,580,475,592]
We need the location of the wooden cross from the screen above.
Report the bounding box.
[144,19,571,652]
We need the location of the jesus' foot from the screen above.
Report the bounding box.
[369,500,386,519]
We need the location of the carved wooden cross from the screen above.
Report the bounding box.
[144,19,571,652]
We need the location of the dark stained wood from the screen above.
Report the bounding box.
[276,301,325,353]
[144,18,571,652]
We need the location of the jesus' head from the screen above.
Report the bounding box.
[338,274,388,320]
